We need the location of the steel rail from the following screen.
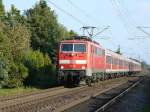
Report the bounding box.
[95,79,142,112]
[0,85,87,112]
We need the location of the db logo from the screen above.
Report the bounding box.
[70,60,76,64]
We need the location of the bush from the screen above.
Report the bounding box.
[24,49,56,88]
[5,63,28,88]
[0,57,9,88]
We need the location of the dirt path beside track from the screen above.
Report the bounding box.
[105,76,150,112]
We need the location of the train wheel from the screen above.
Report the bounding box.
[75,76,80,86]
[96,78,99,83]
[86,78,92,86]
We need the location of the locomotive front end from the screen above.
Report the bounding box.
[57,40,87,85]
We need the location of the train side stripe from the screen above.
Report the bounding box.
[76,60,87,64]
[59,60,70,64]
[59,60,87,64]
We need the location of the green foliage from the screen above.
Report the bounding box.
[0,0,4,16]
[0,0,75,89]
[4,5,30,61]
[0,87,39,96]
[0,6,30,88]
[0,21,11,59]
[8,5,26,24]
[69,30,78,38]
[0,57,8,87]
[116,45,122,55]
[25,49,50,69]
[26,0,69,63]
[7,23,30,60]
[143,107,150,112]
[24,49,56,88]
[5,63,28,88]
[0,21,11,87]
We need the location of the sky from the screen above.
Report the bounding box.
[3,0,150,64]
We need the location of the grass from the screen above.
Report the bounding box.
[0,87,39,97]
[143,107,150,112]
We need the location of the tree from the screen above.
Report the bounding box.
[0,0,4,16]
[24,49,55,87]
[6,5,27,24]
[116,45,122,55]
[7,23,30,60]
[26,0,69,63]
[0,21,10,87]
[5,5,30,61]
[0,5,31,88]
[69,30,78,37]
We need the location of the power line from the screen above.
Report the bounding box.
[116,0,150,40]
[93,26,110,38]
[109,0,133,37]
[110,0,147,41]
[47,0,85,25]
[108,28,119,48]
[67,0,97,23]
[116,0,138,27]
[136,26,150,38]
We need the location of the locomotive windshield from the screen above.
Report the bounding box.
[61,44,73,51]
[74,44,86,52]
[61,43,86,52]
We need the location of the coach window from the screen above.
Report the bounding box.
[112,58,114,64]
[74,44,86,52]
[112,58,115,65]
[119,60,123,66]
[115,59,118,65]
[106,56,112,64]
[99,48,102,56]
[61,44,73,52]
[102,49,105,56]
[95,48,101,56]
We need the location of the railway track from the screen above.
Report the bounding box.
[64,77,142,112]
[95,78,142,112]
[0,77,138,112]
[0,85,86,112]
[0,86,65,102]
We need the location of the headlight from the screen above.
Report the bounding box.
[61,66,64,69]
[82,66,86,69]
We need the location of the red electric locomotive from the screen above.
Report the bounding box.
[57,36,141,86]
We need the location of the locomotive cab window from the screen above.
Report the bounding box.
[74,44,86,52]
[61,44,73,52]
[61,43,86,52]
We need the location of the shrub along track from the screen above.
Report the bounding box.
[0,77,138,112]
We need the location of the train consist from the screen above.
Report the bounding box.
[57,36,141,86]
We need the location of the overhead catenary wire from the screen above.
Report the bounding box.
[67,0,98,23]
[93,26,110,38]
[116,0,138,27]
[108,28,119,48]
[109,0,134,37]
[47,0,86,25]
[136,26,150,38]
[116,0,149,40]
[109,0,143,59]
[109,0,146,55]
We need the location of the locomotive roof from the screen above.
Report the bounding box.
[61,36,102,46]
